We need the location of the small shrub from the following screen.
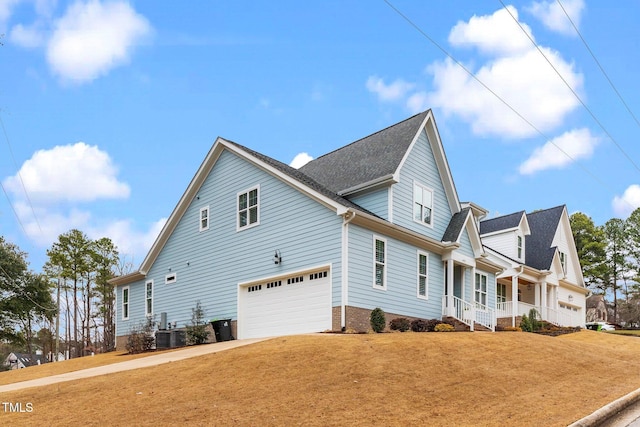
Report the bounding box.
[528,308,541,332]
[389,317,411,332]
[126,318,155,354]
[411,319,430,332]
[370,308,386,333]
[520,314,531,332]
[434,323,455,332]
[186,301,210,345]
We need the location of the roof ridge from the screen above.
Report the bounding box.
[481,210,525,223]
[306,110,430,163]
[526,204,566,215]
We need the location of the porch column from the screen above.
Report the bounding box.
[534,283,541,307]
[511,275,518,327]
[447,260,455,316]
[541,279,547,320]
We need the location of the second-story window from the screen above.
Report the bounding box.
[238,186,260,230]
[413,182,434,226]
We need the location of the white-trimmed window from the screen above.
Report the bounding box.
[199,206,210,231]
[165,273,177,285]
[413,182,434,226]
[373,237,387,290]
[474,272,487,306]
[497,283,507,304]
[417,251,429,299]
[145,280,153,316]
[517,235,523,259]
[559,251,567,274]
[237,186,260,230]
[122,286,130,320]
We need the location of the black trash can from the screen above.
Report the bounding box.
[211,319,234,342]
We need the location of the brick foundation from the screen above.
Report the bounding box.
[497,316,522,329]
[344,306,426,333]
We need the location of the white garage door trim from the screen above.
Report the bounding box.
[237,264,332,339]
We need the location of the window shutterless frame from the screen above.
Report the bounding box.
[237,185,260,231]
[373,236,387,290]
[417,251,429,299]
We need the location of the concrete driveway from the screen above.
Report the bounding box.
[0,338,269,393]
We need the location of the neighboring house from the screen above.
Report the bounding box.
[586,294,608,323]
[480,206,588,327]
[109,110,585,347]
[3,352,45,370]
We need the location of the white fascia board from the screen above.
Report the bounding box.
[337,174,397,197]
[519,213,531,236]
[107,271,145,287]
[394,110,461,215]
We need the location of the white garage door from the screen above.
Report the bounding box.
[239,269,332,339]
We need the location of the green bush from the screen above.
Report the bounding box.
[186,301,210,345]
[389,317,411,332]
[370,308,386,333]
[434,323,455,332]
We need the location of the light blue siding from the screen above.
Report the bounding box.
[348,188,389,220]
[347,224,444,320]
[117,149,343,335]
[458,228,475,259]
[392,129,453,240]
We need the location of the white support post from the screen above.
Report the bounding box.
[447,261,455,317]
[511,275,518,327]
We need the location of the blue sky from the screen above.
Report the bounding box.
[1,0,639,271]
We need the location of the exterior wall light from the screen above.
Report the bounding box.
[273,250,282,265]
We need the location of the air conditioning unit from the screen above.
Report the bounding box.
[156,331,171,349]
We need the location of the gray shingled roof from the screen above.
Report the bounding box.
[442,207,471,243]
[299,110,430,194]
[479,211,525,235]
[525,205,565,270]
[224,139,380,217]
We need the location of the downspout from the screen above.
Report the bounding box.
[341,210,356,330]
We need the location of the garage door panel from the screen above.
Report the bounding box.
[240,270,331,339]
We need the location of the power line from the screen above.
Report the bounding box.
[555,0,640,131]
[381,0,626,207]
[0,111,44,236]
[0,263,57,312]
[499,0,640,175]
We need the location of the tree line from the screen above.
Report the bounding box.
[571,208,640,326]
[0,229,130,361]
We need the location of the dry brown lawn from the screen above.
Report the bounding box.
[1,330,639,426]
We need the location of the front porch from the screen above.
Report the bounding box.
[496,301,583,328]
[495,275,583,327]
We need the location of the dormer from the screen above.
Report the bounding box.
[480,211,531,263]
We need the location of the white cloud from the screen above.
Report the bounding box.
[426,47,581,138]
[613,185,640,218]
[367,7,583,139]
[90,217,167,261]
[518,128,599,175]
[3,142,163,262]
[527,0,584,36]
[0,0,21,30]
[366,76,414,102]
[46,0,152,83]
[449,6,533,56]
[10,22,46,47]
[3,142,130,203]
[289,152,313,169]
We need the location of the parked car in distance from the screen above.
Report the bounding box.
[585,322,616,331]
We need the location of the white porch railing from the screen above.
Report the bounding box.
[496,302,583,327]
[442,296,495,331]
